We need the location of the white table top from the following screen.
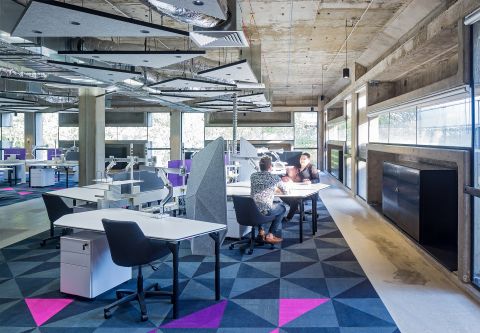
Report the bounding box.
[92,179,143,185]
[47,187,105,202]
[55,208,226,242]
[30,162,78,167]
[84,184,110,190]
[0,161,24,166]
[226,185,320,198]
[0,167,13,170]
[227,181,330,191]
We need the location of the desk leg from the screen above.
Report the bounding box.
[8,169,12,186]
[209,232,221,300]
[65,167,69,188]
[14,165,17,186]
[168,242,180,319]
[312,195,317,235]
[29,167,31,187]
[299,199,304,243]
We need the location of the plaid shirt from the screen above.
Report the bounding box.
[250,171,288,214]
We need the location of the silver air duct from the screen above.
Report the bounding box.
[140,0,228,28]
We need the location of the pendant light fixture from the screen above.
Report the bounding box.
[343,19,350,79]
[320,65,325,101]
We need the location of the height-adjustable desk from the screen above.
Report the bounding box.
[55,208,226,319]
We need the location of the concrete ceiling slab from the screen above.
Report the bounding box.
[150,77,236,89]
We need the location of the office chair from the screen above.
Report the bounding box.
[229,196,277,255]
[101,219,172,322]
[41,193,74,247]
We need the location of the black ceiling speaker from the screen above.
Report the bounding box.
[343,67,350,79]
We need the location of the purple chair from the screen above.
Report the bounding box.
[167,160,191,187]
[47,149,62,160]
[4,148,26,160]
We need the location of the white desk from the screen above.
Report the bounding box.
[0,161,25,184]
[226,182,330,243]
[47,187,105,203]
[28,161,79,188]
[55,208,226,319]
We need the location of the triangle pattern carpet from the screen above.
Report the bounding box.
[0,197,398,332]
[0,174,77,207]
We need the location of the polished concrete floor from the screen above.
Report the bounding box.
[1,177,480,332]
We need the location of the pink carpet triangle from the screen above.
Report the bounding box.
[278,298,329,327]
[25,298,73,326]
[270,329,280,333]
[161,300,228,328]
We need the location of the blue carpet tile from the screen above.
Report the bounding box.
[0,200,399,332]
[0,175,77,207]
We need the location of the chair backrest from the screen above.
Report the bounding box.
[232,196,273,227]
[42,193,74,223]
[101,219,163,267]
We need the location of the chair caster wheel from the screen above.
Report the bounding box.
[247,249,253,255]
[104,310,112,319]
[141,314,148,322]
[229,244,234,250]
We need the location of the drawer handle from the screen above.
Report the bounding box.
[82,243,89,251]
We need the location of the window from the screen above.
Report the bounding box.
[389,108,416,144]
[2,112,24,148]
[368,113,389,143]
[105,127,148,141]
[41,113,58,148]
[148,113,170,167]
[327,118,346,142]
[59,127,79,142]
[417,99,471,147]
[237,126,294,141]
[368,96,471,147]
[294,112,318,165]
[182,113,204,149]
[357,88,368,199]
[205,127,233,141]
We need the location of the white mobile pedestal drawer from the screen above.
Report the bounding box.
[60,231,131,298]
[31,167,55,187]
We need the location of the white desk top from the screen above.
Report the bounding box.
[84,184,110,190]
[55,208,226,242]
[227,181,329,192]
[0,161,24,166]
[226,186,321,198]
[92,179,143,185]
[47,187,105,202]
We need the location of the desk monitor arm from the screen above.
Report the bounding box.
[156,166,187,213]
[105,156,117,175]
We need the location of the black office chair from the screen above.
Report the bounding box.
[101,219,172,322]
[41,193,74,247]
[229,196,277,255]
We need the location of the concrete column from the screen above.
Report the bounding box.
[170,111,182,160]
[318,97,326,171]
[78,88,105,186]
[24,113,36,159]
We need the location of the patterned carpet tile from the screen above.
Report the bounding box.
[0,201,399,332]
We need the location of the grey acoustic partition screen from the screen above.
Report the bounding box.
[186,137,227,255]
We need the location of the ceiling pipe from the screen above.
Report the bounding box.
[139,0,228,28]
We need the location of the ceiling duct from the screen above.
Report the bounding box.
[191,0,248,48]
[140,0,228,28]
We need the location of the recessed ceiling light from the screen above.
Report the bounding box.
[143,60,149,63]
[140,30,150,34]
[32,30,42,34]
[193,0,204,5]
[175,55,182,58]
[236,67,242,70]
[70,21,80,25]
[92,55,99,58]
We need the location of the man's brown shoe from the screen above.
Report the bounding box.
[256,228,266,243]
[265,233,282,244]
